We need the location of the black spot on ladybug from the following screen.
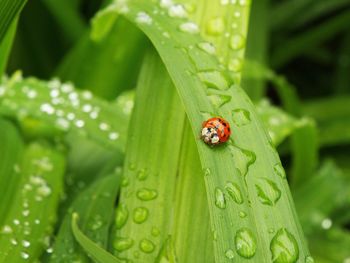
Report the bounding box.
[222,122,227,126]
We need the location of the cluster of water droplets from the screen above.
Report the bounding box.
[0,77,122,147]
[113,164,162,259]
[0,156,56,260]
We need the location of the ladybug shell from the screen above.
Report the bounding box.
[202,117,231,144]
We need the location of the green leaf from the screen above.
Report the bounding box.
[271,10,350,68]
[256,99,301,146]
[71,213,122,263]
[0,118,24,225]
[112,49,186,261]
[302,96,350,146]
[0,142,65,262]
[172,122,214,262]
[41,0,86,43]
[0,18,17,76]
[293,161,349,234]
[242,0,269,101]
[0,0,27,42]
[0,75,128,151]
[57,17,147,99]
[98,0,311,261]
[308,227,350,263]
[51,173,121,262]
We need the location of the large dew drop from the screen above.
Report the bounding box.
[230,34,246,50]
[270,228,299,263]
[228,58,243,72]
[139,239,155,253]
[229,146,256,177]
[206,17,225,36]
[197,42,216,55]
[133,207,149,224]
[255,178,281,206]
[225,181,243,204]
[207,94,232,108]
[136,188,158,201]
[274,163,286,179]
[214,187,226,209]
[115,204,129,229]
[198,71,231,91]
[235,228,257,258]
[179,22,199,34]
[114,237,134,252]
[135,12,152,25]
[232,109,251,127]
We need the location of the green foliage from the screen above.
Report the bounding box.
[0,0,349,262]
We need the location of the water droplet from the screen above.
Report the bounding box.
[187,48,217,71]
[274,163,286,179]
[21,251,29,259]
[305,256,314,263]
[270,228,299,263]
[151,227,160,237]
[255,178,281,206]
[203,168,211,177]
[168,4,187,18]
[214,188,226,209]
[114,237,134,252]
[321,218,332,230]
[225,249,235,259]
[139,239,155,253]
[235,228,257,258]
[179,22,199,34]
[90,214,103,230]
[160,0,173,8]
[22,240,31,248]
[121,177,129,187]
[109,132,119,140]
[225,181,243,204]
[230,34,245,50]
[115,204,128,229]
[198,71,230,90]
[136,11,152,25]
[137,169,148,181]
[229,145,256,177]
[206,17,225,35]
[207,94,232,108]
[228,58,243,72]
[133,207,149,224]
[197,42,216,55]
[232,109,251,127]
[239,211,247,218]
[137,188,158,201]
[129,162,136,171]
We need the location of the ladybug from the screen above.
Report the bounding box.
[201,117,231,146]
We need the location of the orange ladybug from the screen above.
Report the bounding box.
[201,117,231,146]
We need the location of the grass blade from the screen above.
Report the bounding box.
[57,17,147,99]
[172,122,214,262]
[50,173,121,262]
[96,1,311,261]
[0,0,27,42]
[0,18,17,76]
[71,213,122,263]
[0,118,24,225]
[0,142,65,262]
[112,49,185,261]
[0,75,127,151]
